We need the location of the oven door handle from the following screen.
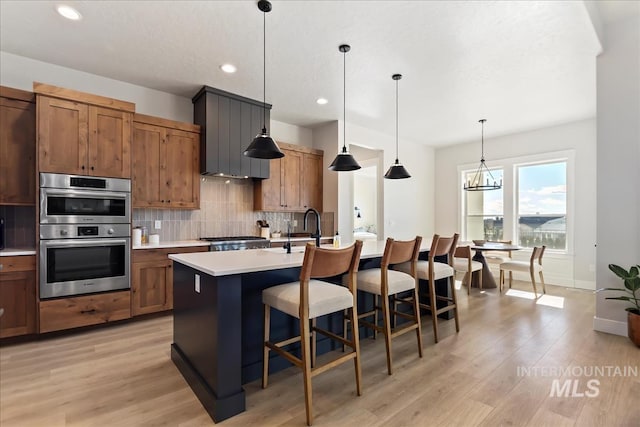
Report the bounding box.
[41,188,129,200]
[41,238,130,248]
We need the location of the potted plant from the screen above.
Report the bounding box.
[603,264,640,347]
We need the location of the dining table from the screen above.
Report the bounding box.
[468,242,521,289]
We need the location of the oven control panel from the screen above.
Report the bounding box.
[40,224,131,239]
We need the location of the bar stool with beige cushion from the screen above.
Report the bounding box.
[262,241,363,426]
[499,245,546,298]
[453,245,483,294]
[351,236,423,375]
[395,233,459,343]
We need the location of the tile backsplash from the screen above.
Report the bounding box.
[133,176,333,241]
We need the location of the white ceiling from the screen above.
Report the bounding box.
[0,0,626,147]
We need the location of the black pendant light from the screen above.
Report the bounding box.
[328,44,361,172]
[463,119,502,191]
[244,0,284,159]
[384,74,411,179]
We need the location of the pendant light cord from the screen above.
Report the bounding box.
[395,77,399,163]
[343,48,346,152]
[480,119,485,161]
[262,9,266,132]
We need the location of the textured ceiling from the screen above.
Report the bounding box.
[0,0,618,147]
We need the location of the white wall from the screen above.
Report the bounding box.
[594,14,640,336]
[271,120,312,147]
[0,51,313,148]
[434,119,597,289]
[313,120,434,243]
[0,51,193,122]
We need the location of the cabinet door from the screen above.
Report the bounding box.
[0,270,36,338]
[257,157,283,211]
[302,153,323,211]
[131,259,172,316]
[0,97,35,205]
[88,106,131,178]
[132,122,164,207]
[163,129,200,208]
[38,96,88,174]
[282,150,303,210]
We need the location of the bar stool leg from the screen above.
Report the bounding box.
[300,315,314,426]
[262,304,271,389]
[428,279,439,343]
[381,294,393,375]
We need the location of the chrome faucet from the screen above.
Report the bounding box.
[303,208,322,247]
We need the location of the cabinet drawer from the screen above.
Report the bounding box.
[132,246,208,263]
[39,290,131,333]
[0,255,36,273]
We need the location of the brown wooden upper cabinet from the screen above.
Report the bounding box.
[254,143,323,212]
[132,114,200,209]
[0,86,36,205]
[34,83,133,179]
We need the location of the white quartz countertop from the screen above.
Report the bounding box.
[169,239,433,277]
[0,248,36,256]
[133,240,210,250]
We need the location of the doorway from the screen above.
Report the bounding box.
[350,144,383,241]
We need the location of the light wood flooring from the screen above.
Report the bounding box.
[1,280,638,426]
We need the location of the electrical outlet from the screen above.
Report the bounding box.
[292,220,298,227]
[195,274,200,293]
[154,220,161,229]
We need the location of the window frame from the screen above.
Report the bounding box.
[458,149,575,255]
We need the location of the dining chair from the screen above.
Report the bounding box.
[484,239,513,266]
[395,233,459,343]
[349,236,423,375]
[499,245,546,297]
[262,241,364,426]
[453,245,483,294]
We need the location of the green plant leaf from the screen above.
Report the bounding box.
[605,296,632,302]
[630,265,639,277]
[609,264,630,279]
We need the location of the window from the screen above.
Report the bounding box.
[460,151,573,254]
[517,161,567,250]
[463,168,504,241]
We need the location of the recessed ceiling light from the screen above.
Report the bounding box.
[316,98,328,105]
[56,5,82,21]
[220,64,237,73]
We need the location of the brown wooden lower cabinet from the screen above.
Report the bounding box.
[132,246,208,316]
[0,255,37,338]
[39,290,131,333]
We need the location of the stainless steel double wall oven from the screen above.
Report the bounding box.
[39,173,131,299]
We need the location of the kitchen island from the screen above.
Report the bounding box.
[169,240,436,422]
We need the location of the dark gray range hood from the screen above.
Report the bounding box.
[192,86,271,179]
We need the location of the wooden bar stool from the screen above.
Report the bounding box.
[262,241,363,426]
[395,233,459,343]
[351,236,423,375]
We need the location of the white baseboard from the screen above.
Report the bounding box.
[593,316,627,336]
[574,280,596,290]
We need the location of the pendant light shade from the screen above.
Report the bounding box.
[384,73,410,179]
[328,44,361,172]
[463,119,502,191]
[244,0,284,160]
